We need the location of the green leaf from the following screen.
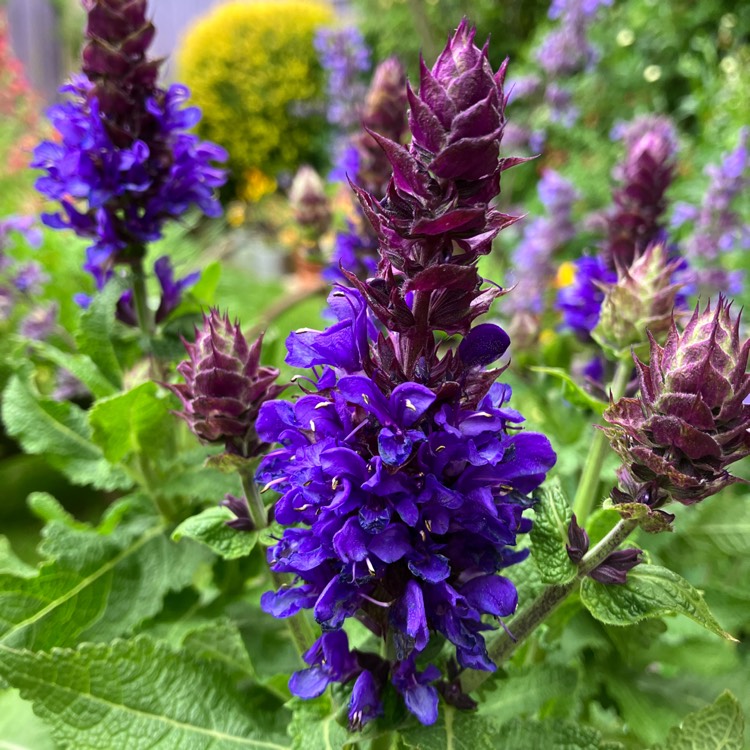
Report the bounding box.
[652,691,745,750]
[27,492,88,529]
[0,499,210,650]
[89,382,172,463]
[530,477,577,584]
[0,537,35,578]
[486,718,606,750]
[477,665,578,724]
[173,506,259,559]
[189,260,222,304]
[287,695,352,750]
[400,707,500,750]
[0,688,58,750]
[75,277,124,389]
[0,637,291,750]
[1,374,131,491]
[530,367,607,415]
[580,564,736,641]
[23,339,118,398]
[402,710,605,750]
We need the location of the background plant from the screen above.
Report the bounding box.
[178,0,334,198]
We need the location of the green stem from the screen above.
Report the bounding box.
[239,464,270,532]
[368,732,395,750]
[459,518,638,694]
[131,257,154,338]
[239,466,316,656]
[270,569,317,656]
[571,359,631,522]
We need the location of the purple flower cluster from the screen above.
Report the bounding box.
[33,79,226,287]
[0,216,57,341]
[507,169,579,322]
[315,27,371,130]
[258,291,554,726]
[556,115,679,339]
[31,0,227,290]
[604,115,677,270]
[555,256,615,338]
[672,128,748,297]
[257,22,556,728]
[537,0,612,77]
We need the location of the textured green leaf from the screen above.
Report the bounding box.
[477,665,578,724]
[402,710,605,750]
[0,500,209,650]
[530,478,577,584]
[652,691,745,750]
[160,450,243,504]
[0,637,291,750]
[173,506,259,559]
[487,718,606,750]
[24,339,118,399]
[0,537,35,579]
[400,707,498,750]
[27,492,89,529]
[1,375,131,491]
[74,277,124,388]
[530,367,607,415]
[181,620,258,681]
[89,382,172,463]
[0,688,57,750]
[288,695,352,750]
[580,564,735,641]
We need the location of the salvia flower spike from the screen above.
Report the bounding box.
[256,21,556,729]
[603,115,677,270]
[167,310,285,459]
[32,0,227,288]
[603,297,750,504]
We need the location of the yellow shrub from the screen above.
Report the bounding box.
[178,0,333,185]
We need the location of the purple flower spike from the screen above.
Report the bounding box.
[32,0,227,286]
[556,256,616,339]
[256,21,556,728]
[604,115,678,270]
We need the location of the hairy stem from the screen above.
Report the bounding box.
[238,464,270,532]
[459,518,638,694]
[571,359,631,522]
[239,466,316,655]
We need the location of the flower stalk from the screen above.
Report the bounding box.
[571,358,631,521]
[459,517,639,694]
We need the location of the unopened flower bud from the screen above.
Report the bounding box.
[602,297,750,504]
[290,166,332,238]
[592,243,684,357]
[167,310,285,458]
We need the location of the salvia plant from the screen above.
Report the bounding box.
[0,3,748,750]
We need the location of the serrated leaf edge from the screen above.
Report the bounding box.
[0,641,289,750]
[0,524,165,647]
